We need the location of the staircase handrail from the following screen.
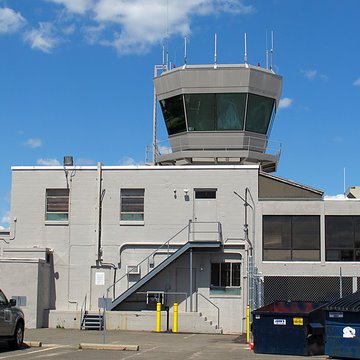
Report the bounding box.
[80,294,87,330]
[197,292,220,329]
[106,222,191,300]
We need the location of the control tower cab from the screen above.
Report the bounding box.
[154,64,282,172]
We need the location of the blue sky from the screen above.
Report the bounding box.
[1,0,360,228]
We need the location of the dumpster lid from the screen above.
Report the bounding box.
[326,292,360,312]
[253,301,326,315]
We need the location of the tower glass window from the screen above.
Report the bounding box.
[45,189,69,221]
[160,95,186,135]
[245,93,275,134]
[185,94,215,131]
[216,93,246,130]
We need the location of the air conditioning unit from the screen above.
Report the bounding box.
[126,265,140,275]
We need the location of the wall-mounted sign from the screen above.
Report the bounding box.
[95,272,105,286]
[274,319,286,325]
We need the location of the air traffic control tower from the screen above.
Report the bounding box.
[154,63,282,172]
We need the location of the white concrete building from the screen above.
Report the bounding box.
[1,62,359,334]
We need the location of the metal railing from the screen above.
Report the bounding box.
[79,294,87,330]
[189,221,223,242]
[150,134,282,157]
[106,223,190,302]
[197,292,220,329]
[106,220,223,303]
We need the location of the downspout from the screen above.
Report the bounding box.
[95,162,117,299]
[96,162,104,267]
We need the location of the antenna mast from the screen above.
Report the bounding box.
[270,30,274,70]
[244,32,248,64]
[265,30,269,69]
[214,33,217,68]
[184,36,187,65]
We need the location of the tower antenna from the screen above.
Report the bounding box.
[184,36,187,66]
[214,33,217,68]
[265,30,269,69]
[244,32,248,64]
[270,30,274,70]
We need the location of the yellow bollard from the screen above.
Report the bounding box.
[156,302,161,332]
[246,304,250,343]
[173,303,178,333]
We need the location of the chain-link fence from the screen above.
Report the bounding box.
[263,276,353,306]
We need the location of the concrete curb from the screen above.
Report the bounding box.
[78,343,139,351]
[24,341,42,347]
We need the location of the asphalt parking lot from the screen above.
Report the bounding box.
[0,329,328,360]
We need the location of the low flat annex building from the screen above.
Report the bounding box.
[1,61,360,334]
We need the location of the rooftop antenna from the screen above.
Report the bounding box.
[343,167,346,194]
[244,32,248,65]
[214,33,217,68]
[270,30,274,71]
[265,30,269,69]
[184,36,187,66]
[162,44,165,68]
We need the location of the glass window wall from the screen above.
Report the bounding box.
[326,216,360,261]
[263,215,320,261]
[245,93,275,134]
[160,95,186,135]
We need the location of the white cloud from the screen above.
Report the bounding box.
[302,69,317,80]
[1,211,10,225]
[24,138,42,148]
[324,194,347,200]
[43,0,253,55]
[353,78,360,86]
[0,7,26,34]
[24,22,60,53]
[119,156,143,166]
[279,97,293,109]
[92,0,254,54]
[301,69,328,81]
[76,158,96,165]
[37,158,61,166]
[47,0,94,14]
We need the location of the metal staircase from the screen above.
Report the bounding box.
[107,220,223,311]
[80,311,104,330]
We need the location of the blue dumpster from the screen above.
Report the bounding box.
[252,301,326,356]
[325,291,360,359]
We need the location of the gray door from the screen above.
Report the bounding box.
[193,189,218,241]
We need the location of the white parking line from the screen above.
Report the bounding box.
[0,345,68,359]
[122,346,160,360]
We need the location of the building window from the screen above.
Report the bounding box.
[210,262,241,295]
[195,189,217,199]
[263,215,320,261]
[120,189,145,222]
[45,189,69,221]
[326,216,360,261]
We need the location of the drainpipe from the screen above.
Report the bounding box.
[96,162,104,267]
